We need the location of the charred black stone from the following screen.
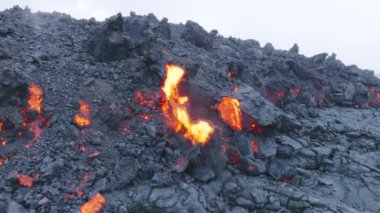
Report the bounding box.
[181,21,213,50]
[268,158,296,180]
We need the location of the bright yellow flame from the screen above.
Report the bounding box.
[161,64,214,145]
[178,97,188,104]
[162,64,185,98]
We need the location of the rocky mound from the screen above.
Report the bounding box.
[1,6,380,213]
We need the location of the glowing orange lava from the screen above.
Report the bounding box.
[217,96,242,131]
[28,83,43,114]
[79,101,91,117]
[161,64,214,145]
[133,90,156,109]
[21,83,46,144]
[74,101,91,128]
[1,138,7,146]
[80,193,106,213]
[74,114,91,128]
[18,174,33,188]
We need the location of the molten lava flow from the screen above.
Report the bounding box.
[18,174,33,188]
[161,64,214,145]
[28,83,43,114]
[217,96,242,131]
[74,101,91,128]
[80,193,106,213]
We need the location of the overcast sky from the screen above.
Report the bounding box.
[1,0,379,76]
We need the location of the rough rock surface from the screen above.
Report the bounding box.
[1,6,380,213]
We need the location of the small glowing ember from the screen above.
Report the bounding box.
[232,87,239,93]
[290,87,301,96]
[227,71,233,79]
[80,193,106,213]
[251,140,259,154]
[217,96,242,131]
[140,114,152,121]
[76,187,84,197]
[1,138,7,146]
[282,177,292,185]
[174,157,188,171]
[18,174,33,188]
[161,64,214,145]
[246,115,262,134]
[247,164,256,173]
[74,101,91,128]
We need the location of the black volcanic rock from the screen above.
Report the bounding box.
[181,20,214,50]
[1,5,380,213]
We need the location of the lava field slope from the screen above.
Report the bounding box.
[1,6,380,213]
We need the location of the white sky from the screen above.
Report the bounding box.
[1,0,379,76]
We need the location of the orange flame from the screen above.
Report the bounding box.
[161,64,214,145]
[18,174,33,188]
[80,193,106,213]
[217,96,242,131]
[28,83,43,114]
[74,101,91,128]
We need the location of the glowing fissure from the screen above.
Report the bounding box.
[161,64,214,145]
